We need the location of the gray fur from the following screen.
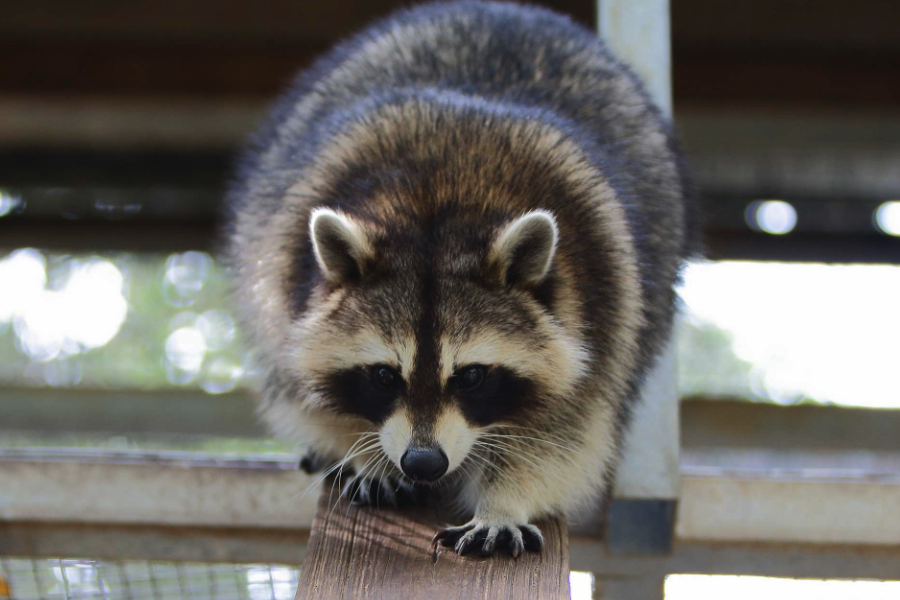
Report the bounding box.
[225,1,698,557]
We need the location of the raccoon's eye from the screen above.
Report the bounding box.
[372,365,401,390]
[456,365,486,391]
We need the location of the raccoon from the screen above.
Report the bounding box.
[225,1,698,557]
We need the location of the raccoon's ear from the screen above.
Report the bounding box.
[309,208,373,284]
[489,210,559,287]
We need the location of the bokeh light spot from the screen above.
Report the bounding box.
[197,310,236,351]
[874,201,900,236]
[164,327,206,375]
[200,357,243,394]
[745,200,797,235]
[0,189,22,217]
[162,251,213,307]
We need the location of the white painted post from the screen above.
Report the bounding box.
[596,0,680,571]
[613,336,680,502]
[597,0,673,117]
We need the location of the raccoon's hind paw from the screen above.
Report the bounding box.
[341,473,419,508]
[433,520,544,558]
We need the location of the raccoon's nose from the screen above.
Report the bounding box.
[400,446,449,482]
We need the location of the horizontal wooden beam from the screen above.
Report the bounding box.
[4,521,900,581]
[4,0,898,53]
[296,492,569,600]
[571,539,900,580]
[703,231,900,264]
[0,521,308,565]
[0,148,230,187]
[0,450,313,529]
[0,218,220,252]
[670,0,900,50]
[0,40,318,99]
[0,2,382,42]
[4,100,900,154]
[0,98,263,149]
[7,392,899,455]
[2,449,897,546]
[0,388,267,438]
[2,45,897,109]
[1,1,897,109]
[679,468,900,545]
[673,48,900,109]
[682,399,900,453]
[0,0,594,42]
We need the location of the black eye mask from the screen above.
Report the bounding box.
[449,365,537,426]
[318,365,405,424]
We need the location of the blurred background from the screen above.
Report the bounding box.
[0,1,898,599]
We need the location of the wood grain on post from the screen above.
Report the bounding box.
[296,489,570,600]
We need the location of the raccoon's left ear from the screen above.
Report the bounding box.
[489,210,559,286]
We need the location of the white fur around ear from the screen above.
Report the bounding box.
[309,208,372,284]
[490,210,559,286]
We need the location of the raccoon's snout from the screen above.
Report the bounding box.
[401,446,449,482]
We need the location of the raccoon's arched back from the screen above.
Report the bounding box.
[225,1,698,423]
[227,1,694,242]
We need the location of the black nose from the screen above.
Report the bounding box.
[400,447,449,482]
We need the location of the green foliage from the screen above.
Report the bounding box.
[0,249,247,391]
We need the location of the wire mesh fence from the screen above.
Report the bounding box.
[0,557,299,600]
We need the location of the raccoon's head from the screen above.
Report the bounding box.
[287,205,588,484]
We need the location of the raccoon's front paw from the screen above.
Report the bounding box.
[298,450,334,475]
[341,473,419,508]
[433,519,544,558]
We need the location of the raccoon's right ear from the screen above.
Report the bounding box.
[488,210,559,287]
[309,208,373,284]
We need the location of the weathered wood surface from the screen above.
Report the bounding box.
[295,491,570,600]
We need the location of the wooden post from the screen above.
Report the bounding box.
[295,492,570,600]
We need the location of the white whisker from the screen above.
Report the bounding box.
[480,432,585,457]
[473,438,544,471]
[292,437,381,504]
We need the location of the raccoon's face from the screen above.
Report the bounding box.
[286,207,587,483]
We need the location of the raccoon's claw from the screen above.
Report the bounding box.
[341,473,419,508]
[433,520,544,558]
